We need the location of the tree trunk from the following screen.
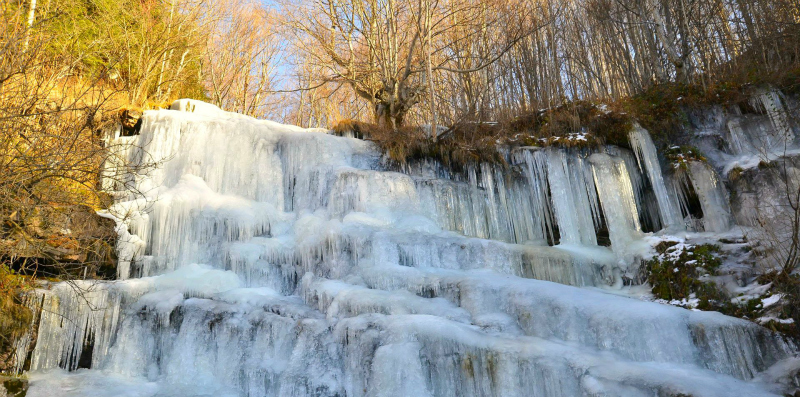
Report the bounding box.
[374,100,408,130]
[23,0,37,51]
[425,0,437,141]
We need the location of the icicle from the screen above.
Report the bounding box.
[26,281,127,371]
[686,161,733,232]
[589,153,641,253]
[628,126,684,230]
[727,119,753,155]
[415,178,492,240]
[514,148,556,243]
[328,169,420,217]
[606,146,649,222]
[750,89,794,148]
[545,149,597,245]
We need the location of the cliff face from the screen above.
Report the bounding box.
[683,88,800,269]
[1,205,117,278]
[728,157,800,265]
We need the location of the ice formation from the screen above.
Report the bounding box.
[589,153,642,252]
[674,161,734,233]
[721,88,799,174]
[629,125,684,230]
[751,89,794,148]
[16,99,796,396]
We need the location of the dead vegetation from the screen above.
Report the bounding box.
[0,3,169,372]
[0,266,32,374]
[333,100,633,171]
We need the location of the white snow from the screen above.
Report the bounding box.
[761,294,783,308]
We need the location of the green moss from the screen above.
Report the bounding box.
[756,272,800,338]
[2,377,27,397]
[646,243,725,307]
[647,242,800,337]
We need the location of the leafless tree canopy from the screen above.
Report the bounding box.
[280,0,799,128]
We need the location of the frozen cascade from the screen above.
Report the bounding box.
[628,126,684,229]
[724,89,797,159]
[727,118,755,155]
[512,148,556,242]
[606,145,664,231]
[512,147,601,245]
[17,100,797,397]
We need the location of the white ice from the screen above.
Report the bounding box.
[18,99,797,397]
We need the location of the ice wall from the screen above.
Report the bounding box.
[545,149,598,245]
[720,88,798,172]
[17,100,795,397]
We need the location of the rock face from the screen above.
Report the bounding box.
[0,205,117,278]
[119,108,143,136]
[11,99,799,397]
[728,155,800,267]
[683,88,800,268]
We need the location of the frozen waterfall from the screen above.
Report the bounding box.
[15,100,796,397]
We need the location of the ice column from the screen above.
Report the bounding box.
[687,161,733,232]
[546,149,597,245]
[727,119,754,155]
[514,148,556,243]
[751,89,795,149]
[589,153,642,252]
[628,126,684,230]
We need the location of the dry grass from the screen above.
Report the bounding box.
[333,119,507,172]
[333,101,633,172]
[333,65,800,175]
[507,101,633,147]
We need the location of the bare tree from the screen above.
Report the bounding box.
[200,0,283,117]
[0,3,169,372]
[281,0,538,129]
